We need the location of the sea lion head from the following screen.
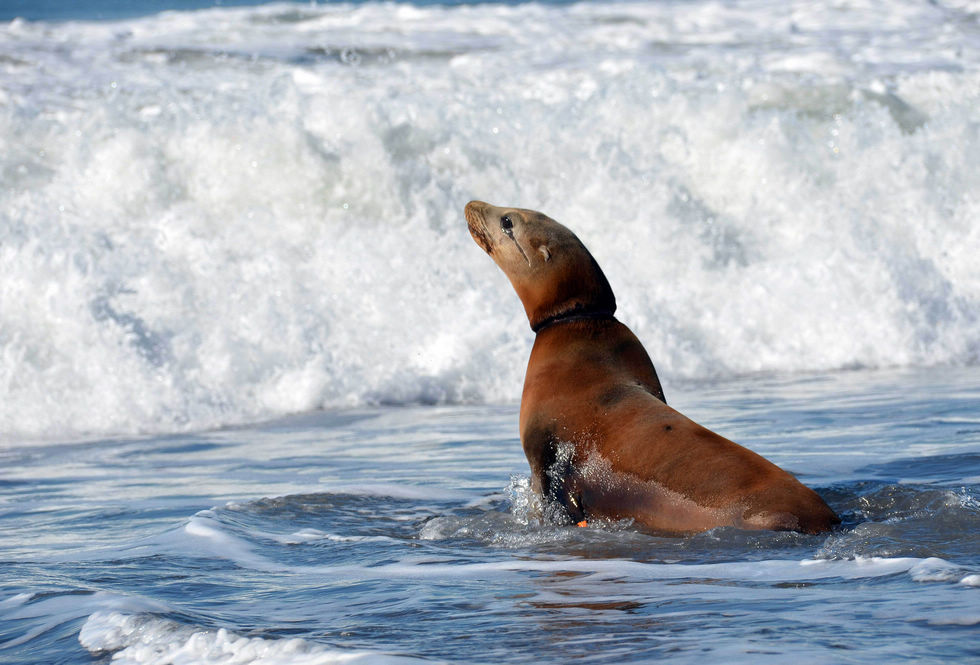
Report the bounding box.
[465,200,616,331]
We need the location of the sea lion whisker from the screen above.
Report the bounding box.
[510,236,532,266]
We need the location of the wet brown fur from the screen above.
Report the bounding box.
[465,200,839,535]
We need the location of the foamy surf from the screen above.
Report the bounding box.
[79,611,432,665]
[1,0,979,440]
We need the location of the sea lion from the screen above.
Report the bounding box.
[465,200,839,534]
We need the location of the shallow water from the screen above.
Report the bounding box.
[2,367,978,664]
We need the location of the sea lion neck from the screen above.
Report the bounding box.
[531,308,617,334]
[518,250,617,332]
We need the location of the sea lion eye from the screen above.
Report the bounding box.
[500,215,515,238]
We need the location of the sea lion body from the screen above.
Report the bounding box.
[465,200,838,535]
[523,318,837,533]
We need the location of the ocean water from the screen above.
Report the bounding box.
[1,0,979,662]
[2,369,979,664]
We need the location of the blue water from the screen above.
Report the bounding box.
[2,368,979,664]
[0,0,566,22]
[2,0,980,662]
[0,0,243,22]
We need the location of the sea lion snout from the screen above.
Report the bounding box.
[465,200,494,254]
[464,200,488,218]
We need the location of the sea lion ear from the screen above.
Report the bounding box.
[537,245,551,262]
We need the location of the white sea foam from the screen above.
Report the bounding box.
[271,528,395,545]
[907,557,972,583]
[960,574,980,586]
[79,611,431,664]
[1,590,170,650]
[1,1,979,438]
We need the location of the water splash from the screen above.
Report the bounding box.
[2,1,979,438]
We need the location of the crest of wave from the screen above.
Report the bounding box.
[1,0,978,438]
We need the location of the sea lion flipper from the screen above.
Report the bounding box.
[548,468,586,525]
[544,441,589,525]
[524,424,587,524]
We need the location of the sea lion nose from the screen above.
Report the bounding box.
[465,201,495,229]
[465,200,490,218]
[465,201,495,254]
